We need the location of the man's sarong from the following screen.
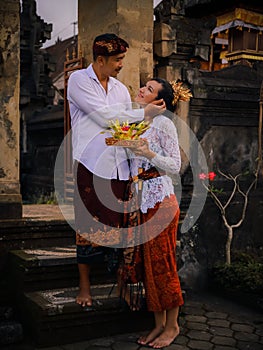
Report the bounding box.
[74,161,128,264]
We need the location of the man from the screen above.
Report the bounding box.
[67,33,165,307]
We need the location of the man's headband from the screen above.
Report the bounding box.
[93,33,129,57]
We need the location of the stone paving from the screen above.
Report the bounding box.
[32,292,263,350]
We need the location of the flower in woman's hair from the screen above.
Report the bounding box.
[170,80,193,105]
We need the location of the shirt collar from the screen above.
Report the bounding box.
[86,64,116,90]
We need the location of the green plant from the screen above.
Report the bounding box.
[38,192,58,204]
[23,191,58,204]
[211,252,263,294]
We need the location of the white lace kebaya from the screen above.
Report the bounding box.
[128,114,181,213]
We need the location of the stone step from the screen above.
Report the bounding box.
[0,306,24,346]
[8,246,115,293]
[0,320,24,346]
[1,217,76,305]
[1,219,75,250]
[8,242,182,294]
[18,284,154,347]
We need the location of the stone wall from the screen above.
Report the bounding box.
[78,0,154,99]
[0,0,22,219]
[21,104,64,202]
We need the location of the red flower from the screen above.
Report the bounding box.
[199,172,216,181]
[208,172,216,181]
[121,125,130,131]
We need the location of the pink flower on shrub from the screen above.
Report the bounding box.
[199,172,216,181]
[199,173,207,180]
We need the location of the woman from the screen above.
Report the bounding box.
[119,78,191,348]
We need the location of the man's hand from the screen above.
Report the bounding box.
[144,99,166,118]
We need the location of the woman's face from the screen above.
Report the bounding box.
[134,80,162,105]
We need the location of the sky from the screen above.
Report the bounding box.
[34,0,162,48]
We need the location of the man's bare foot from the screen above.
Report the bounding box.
[77,263,92,307]
[148,326,180,348]
[137,326,164,346]
[76,288,92,307]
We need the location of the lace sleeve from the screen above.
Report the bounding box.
[150,117,181,174]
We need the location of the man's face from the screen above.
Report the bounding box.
[102,53,126,78]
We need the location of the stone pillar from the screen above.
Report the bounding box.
[78,0,153,99]
[0,0,22,219]
[175,101,191,174]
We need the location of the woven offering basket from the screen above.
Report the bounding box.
[105,137,146,147]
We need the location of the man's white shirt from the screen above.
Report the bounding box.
[67,64,143,180]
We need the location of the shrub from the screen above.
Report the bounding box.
[210,252,263,294]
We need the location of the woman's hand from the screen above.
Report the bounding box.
[130,139,156,160]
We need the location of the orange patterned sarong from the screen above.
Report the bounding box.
[141,194,184,312]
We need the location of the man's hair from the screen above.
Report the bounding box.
[93,33,129,60]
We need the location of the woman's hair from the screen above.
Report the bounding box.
[151,77,176,115]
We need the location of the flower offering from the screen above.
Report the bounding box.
[105,120,150,147]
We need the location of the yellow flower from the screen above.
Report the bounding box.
[107,120,150,140]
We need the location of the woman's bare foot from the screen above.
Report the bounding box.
[76,287,92,307]
[148,326,180,348]
[137,326,164,346]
